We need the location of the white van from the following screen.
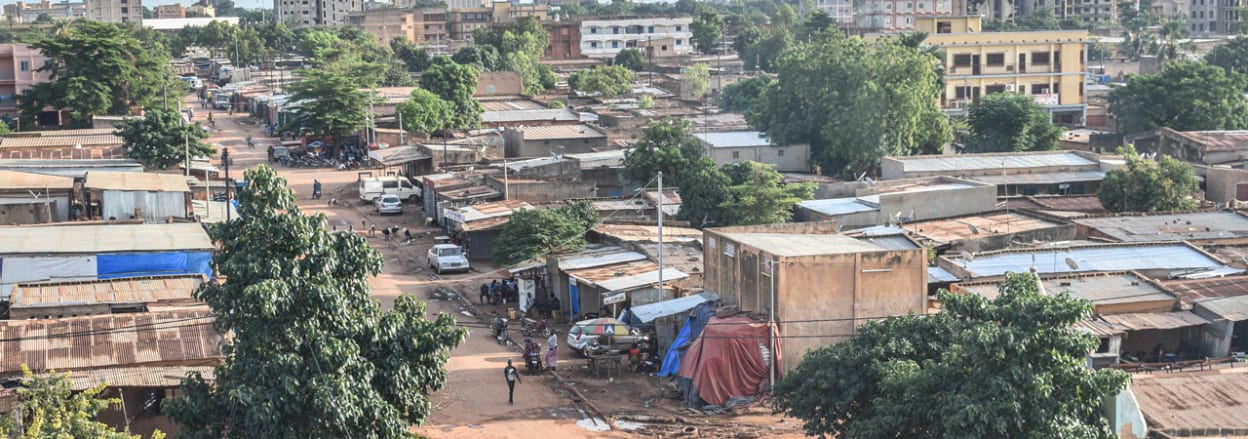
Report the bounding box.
[359,176,419,202]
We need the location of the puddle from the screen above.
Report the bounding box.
[576,417,612,432]
[613,420,643,431]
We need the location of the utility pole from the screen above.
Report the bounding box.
[657,171,664,293]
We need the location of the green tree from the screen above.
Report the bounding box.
[165,165,466,438]
[452,45,501,71]
[568,65,634,98]
[614,48,646,71]
[623,118,730,228]
[720,76,774,113]
[749,32,950,177]
[0,365,155,439]
[1205,37,1248,80]
[18,20,175,126]
[964,92,1062,153]
[1098,145,1199,212]
[116,108,214,170]
[718,161,814,225]
[420,57,482,130]
[284,69,368,138]
[683,63,710,100]
[1088,40,1116,61]
[691,11,725,54]
[774,272,1130,439]
[391,37,432,72]
[397,88,452,135]
[494,202,598,265]
[1108,62,1248,133]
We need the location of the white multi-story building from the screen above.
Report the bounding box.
[85,0,141,23]
[579,16,693,58]
[3,1,87,23]
[855,0,952,33]
[815,0,855,25]
[276,0,361,26]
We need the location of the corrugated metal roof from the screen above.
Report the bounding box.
[945,243,1225,278]
[799,197,879,216]
[1160,276,1248,305]
[863,235,920,250]
[633,242,703,275]
[0,134,123,149]
[567,150,627,169]
[723,232,888,257]
[694,131,775,148]
[1072,317,1127,337]
[0,223,215,254]
[1175,266,1245,279]
[1194,295,1248,321]
[482,108,579,123]
[1101,311,1210,330]
[596,268,689,292]
[968,170,1106,185]
[0,170,75,190]
[630,292,719,323]
[368,146,431,166]
[592,224,703,243]
[567,260,660,283]
[9,275,204,309]
[851,225,907,237]
[1043,273,1176,305]
[0,159,143,178]
[1074,212,1248,243]
[457,199,533,223]
[85,172,190,192]
[1131,367,1248,432]
[515,124,605,140]
[0,310,223,374]
[929,266,959,283]
[893,151,1097,173]
[0,365,215,392]
[479,99,547,111]
[559,249,648,270]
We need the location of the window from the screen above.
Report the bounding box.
[676,25,682,31]
[661,45,668,51]
[676,39,683,45]
[590,42,598,48]
[732,151,740,159]
[986,53,1005,66]
[1031,84,1049,94]
[19,61,29,72]
[590,27,597,34]
[1031,52,1050,65]
[648,26,654,33]
[986,84,1006,94]
[955,86,976,99]
[120,7,128,13]
[777,149,785,156]
[953,54,973,67]
[612,41,619,48]
[613,27,619,34]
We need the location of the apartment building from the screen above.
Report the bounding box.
[855,0,953,33]
[0,44,52,118]
[276,0,362,26]
[3,0,86,23]
[188,3,214,16]
[154,3,184,18]
[349,7,447,45]
[86,0,141,23]
[489,1,548,23]
[449,7,492,39]
[914,16,1088,125]
[815,0,855,25]
[545,20,583,59]
[1019,0,1118,25]
[579,16,693,59]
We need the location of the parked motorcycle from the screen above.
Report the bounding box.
[520,317,553,338]
[523,345,543,374]
[491,316,509,345]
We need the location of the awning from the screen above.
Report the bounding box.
[1174,266,1244,280]
[368,145,431,166]
[503,259,545,276]
[630,292,720,323]
[1100,311,1211,331]
[595,268,689,292]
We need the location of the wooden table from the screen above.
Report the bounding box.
[587,353,623,379]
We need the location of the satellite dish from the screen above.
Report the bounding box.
[960,251,975,262]
[1065,258,1079,270]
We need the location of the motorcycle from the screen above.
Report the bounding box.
[628,336,661,373]
[520,317,553,338]
[491,316,509,345]
[523,345,543,374]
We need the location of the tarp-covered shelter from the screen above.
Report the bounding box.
[664,311,782,410]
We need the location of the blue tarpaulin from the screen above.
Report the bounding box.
[657,300,717,377]
[96,251,213,279]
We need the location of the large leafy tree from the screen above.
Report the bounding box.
[1205,37,1248,82]
[623,118,730,228]
[18,20,176,127]
[1098,145,1199,212]
[964,92,1062,153]
[397,88,453,135]
[420,57,482,130]
[718,161,814,226]
[117,108,215,170]
[683,63,710,100]
[720,76,774,113]
[469,17,553,95]
[0,365,158,439]
[614,48,646,71]
[691,11,725,54]
[1108,62,1248,134]
[165,165,466,438]
[494,202,598,266]
[749,31,950,177]
[774,273,1130,439]
[391,37,432,72]
[284,69,368,138]
[452,45,501,71]
[568,65,634,98]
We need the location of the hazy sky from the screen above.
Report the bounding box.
[0,0,274,9]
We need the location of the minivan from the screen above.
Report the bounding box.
[358,176,419,202]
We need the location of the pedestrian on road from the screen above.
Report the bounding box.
[545,331,558,370]
[504,359,520,404]
[313,179,322,200]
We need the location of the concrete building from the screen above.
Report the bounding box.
[938,242,1232,281]
[893,16,1089,124]
[86,0,141,23]
[348,7,448,45]
[703,222,928,371]
[544,244,692,320]
[881,150,1108,196]
[795,177,998,228]
[855,0,954,33]
[579,16,694,59]
[153,3,183,18]
[443,199,533,261]
[1074,212,1248,244]
[694,131,810,173]
[0,170,74,224]
[449,7,493,39]
[3,0,86,23]
[0,44,52,119]
[544,20,583,60]
[815,0,855,25]
[482,107,581,128]
[276,0,361,26]
[1021,0,1120,25]
[1161,275,1248,357]
[1125,127,1248,166]
[502,124,608,158]
[1214,0,1245,34]
[188,3,214,16]
[83,172,191,223]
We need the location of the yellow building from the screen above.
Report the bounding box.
[349,7,447,46]
[910,16,1089,125]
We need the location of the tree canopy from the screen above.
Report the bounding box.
[1205,38,1248,82]
[748,31,950,177]
[774,272,1130,439]
[718,161,814,225]
[18,20,176,127]
[284,69,368,138]
[165,165,466,438]
[568,65,634,98]
[468,17,554,95]
[494,202,598,266]
[452,45,501,71]
[420,57,482,130]
[0,365,158,439]
[1108,62,1248,134]
[683,63,710,100]
[117,108,215,170]
[964,92,1062,153]
[623,118,732,228]
[691,11,725,54]
[720,76,775,113]
[397,88,453,135]
[391,37,433,72]
[614,48,646,71]
[1098,145,1199,212]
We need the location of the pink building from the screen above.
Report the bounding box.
[0,44,52,118]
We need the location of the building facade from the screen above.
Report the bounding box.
[450,7,492,39]
[3,0,86,23]
[188,3,214,16]
[0,44,52,118]
[695,131,811,173]
[86,0,141,23]
[544,20,583,59]
[154,3,183,18]
[855,0,953,33]
[276,0,361,26]
[349,7,447,45]
[815,0,855,25]
[579,16,693,58]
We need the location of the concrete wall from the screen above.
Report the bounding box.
[99,190,187,223]
[707,143,811,173]
[476,72,524,97]
[1103,384,1149,439]
[0,191,69,224]
[503,130,608,158]
[484,176,596,203]
[504,159,582,180]
[1200,165,1248,204]
[882,151,1103,180]
[877,182,997,223]
[581,167,628,197]
[942,222,1077,253]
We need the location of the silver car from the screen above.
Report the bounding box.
[374,194,403,215]
[427,244,469,274]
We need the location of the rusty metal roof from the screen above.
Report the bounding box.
[0,223,215,254]
[1072,317,1127,337]
[1132,368,1248,433]
[0,145,126,160]
[1170,129,1248,152]
[85,171,191,192]
[1160,276,1248,305]
[9,275,204,309]
[592,224,703,243]
[0,170,75,190]
[567,260,660,283]
[0,134,123,149]
[1100,311,1210,331]
[0,310,223,374]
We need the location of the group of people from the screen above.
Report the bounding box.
[507,332,558,405]
[480,278,521,305]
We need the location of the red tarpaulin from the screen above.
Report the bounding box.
[676,316,782,407]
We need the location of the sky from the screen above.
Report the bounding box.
[0,0,273,9]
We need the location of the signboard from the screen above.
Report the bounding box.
[1032,93,1059,106]
[519,279,536,313]
[603,291,627,306]
[442,208,464,224]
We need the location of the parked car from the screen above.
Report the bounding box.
[566,318,646,357]
[374,194,403,215]
[427,244,469,274]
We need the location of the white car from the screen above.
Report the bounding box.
[427,244,469,274]
[374,194,403,215]
[566,320,644,357]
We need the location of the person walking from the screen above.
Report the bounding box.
[545,330,558,370]
[313,179,322,200]
[504,359,521,405]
